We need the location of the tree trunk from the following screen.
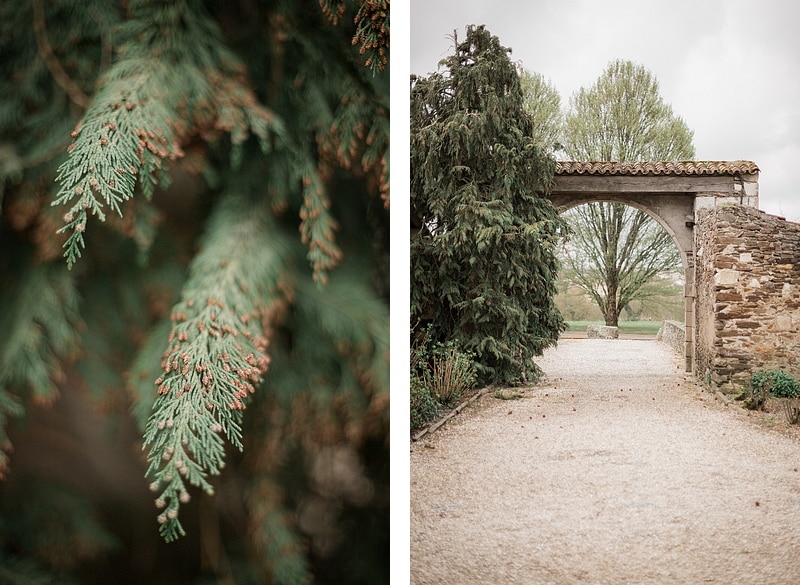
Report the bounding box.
[604,298,619,327]
[604,280,619,326]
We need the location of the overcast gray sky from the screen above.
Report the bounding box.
[409,0,800,220]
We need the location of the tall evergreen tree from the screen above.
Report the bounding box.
[410,25,566,386]
[0,1,389,583]
[560,60,692,326]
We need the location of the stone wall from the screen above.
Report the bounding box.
[694,205,800,391]
[659,320,685,355]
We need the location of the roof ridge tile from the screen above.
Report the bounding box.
[555,160,759,176]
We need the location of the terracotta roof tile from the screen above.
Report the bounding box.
[555,161,759,176]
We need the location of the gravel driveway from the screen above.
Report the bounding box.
[410,339,800,584]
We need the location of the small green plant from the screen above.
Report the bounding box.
[741,376,768,411]
[410,329,437,430]
[410,327,478,429]
[752,369,800,399]
[739,369,800,411]
[410,379,440,430]
[426,341,477,407]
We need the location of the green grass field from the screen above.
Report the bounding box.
[566,320,666,335]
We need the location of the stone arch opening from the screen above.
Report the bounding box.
[556,197,688,271]
[555,198,686,326]
[549,161,760,373]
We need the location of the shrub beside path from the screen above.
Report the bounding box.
[410,339,800,584]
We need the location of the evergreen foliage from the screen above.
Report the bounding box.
[410,25,566,386]
[0,257,81,478]
[0,0,388,583]
[410,327,478,430]
[51,0,287,268]
[141,193,288,542]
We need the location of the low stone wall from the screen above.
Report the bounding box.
[658,320,685,355]
[694,205,800,392]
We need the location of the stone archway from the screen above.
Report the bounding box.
[549,161,760,373]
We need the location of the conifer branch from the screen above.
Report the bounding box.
[319,0,347,25]
[128,318,173,433]
[52,58,183,269]
[248,477,311,584]
[298,167,343,285]
[352,0,389,75]
[51,1,288,269]
[248,269,389,450]
[319,89,389,206]
[141,194,290,542]
[240,272,388,578]
[294,270,389,409]
[88,5,114,75]
[0,263,80,478]
[0,392,23,481]
[31,0,91,109]
[320,0,389,75]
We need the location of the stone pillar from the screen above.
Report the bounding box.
[693,171,759,211]
[683,250,695,372]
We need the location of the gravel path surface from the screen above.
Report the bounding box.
[410,339,800,584]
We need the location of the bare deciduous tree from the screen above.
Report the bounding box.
[559,60,694,325]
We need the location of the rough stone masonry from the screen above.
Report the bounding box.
[695,204,800,392]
